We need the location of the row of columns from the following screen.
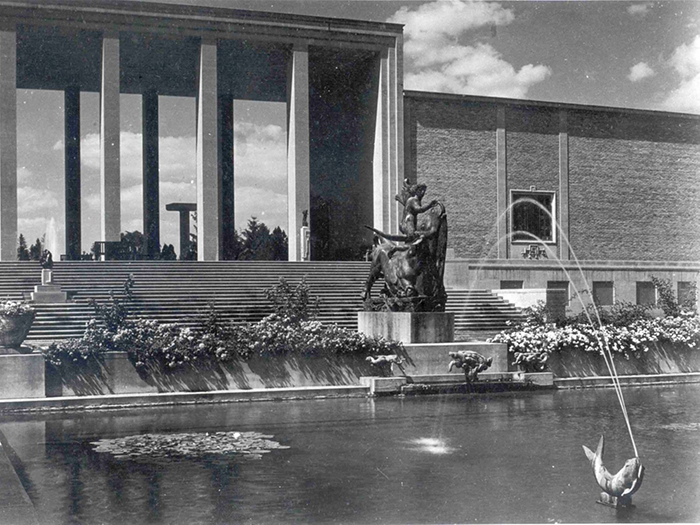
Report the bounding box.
[0,27,399,261]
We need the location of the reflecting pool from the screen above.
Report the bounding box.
[1,384,700,524]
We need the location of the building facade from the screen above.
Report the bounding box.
[0,1,698,309]
[405,92,700,308]
[0,0,404,262]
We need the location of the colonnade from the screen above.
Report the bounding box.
[0,1,404,261]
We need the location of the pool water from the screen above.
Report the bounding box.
[1,384,699,524]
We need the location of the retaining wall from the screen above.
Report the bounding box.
[548,343,700,378]
[45,352,375,398]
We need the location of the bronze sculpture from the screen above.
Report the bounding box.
[583,435,644,507]
[448,350,493,381]
[362,180,448,312]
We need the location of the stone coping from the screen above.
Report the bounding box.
[1,369,699,411]
[0,385,369,413]
[555,372,700,389]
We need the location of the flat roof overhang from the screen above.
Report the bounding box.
[3,0,402,97]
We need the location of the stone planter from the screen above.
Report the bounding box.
[548,343,700,378]
[0,311,36,352]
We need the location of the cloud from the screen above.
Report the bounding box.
[72,125,283,186]
[627,3,652,16]
[18,217,52,236]
[661,35,700,113]
[234,124,286,191]
[389,0,550,97]
[17,166,33,184]
[17,186,60,214]
[628,62,655,81]
[668,35,700,78]
[235,186,287,231]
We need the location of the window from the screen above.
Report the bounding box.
[546,281,568,320]
[678,281,696,305]
[592,281,614,306]
[636,282,656,305]
[500,280,523,289]
[511,191,555,242]
[547,281,569,292]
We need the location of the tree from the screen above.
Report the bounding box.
[161,244,177,260]
[29,235,44,261]
[119,231,145,260]
[270,226,288,261]
[240,217,272,260]
[16,234,29,261]
[182,211,197,260]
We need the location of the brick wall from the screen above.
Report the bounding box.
[406,93,700,263]
[407,98,499,258]
[506,106,559,193]
[569,109,700,261]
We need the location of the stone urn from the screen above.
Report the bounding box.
[0,311,36,353]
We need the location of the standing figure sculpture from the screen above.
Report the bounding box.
[362,179,448,312]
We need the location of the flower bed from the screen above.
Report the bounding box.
[42,278,404,391]
[490,310,700,375]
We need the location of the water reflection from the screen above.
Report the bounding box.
[409,437,455,455]
[0,385,698,523]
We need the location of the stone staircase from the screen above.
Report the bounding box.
[0,261,521,341]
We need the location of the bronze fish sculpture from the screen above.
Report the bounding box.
[582,435,644,500]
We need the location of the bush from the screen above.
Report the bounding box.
[43,279,402,372]
[264,277,320,323]
[490,312,700,371]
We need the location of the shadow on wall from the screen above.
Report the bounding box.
[547,342,700,378]
[44,352,381,397]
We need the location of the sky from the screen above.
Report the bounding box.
[17,0,700,257]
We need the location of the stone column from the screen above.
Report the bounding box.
[218,92,235,259]
[286,44,310,261]
[100,32,120,242]
[394,37,405,230]
[0,28,16,261]
[196,39,219,261]
[387,46,398,232]
[373,48,389,233]
[558,109,570,260]
[165,203,196,258]
[496,105,508,259]
[142,88,160,259]
[64,86,81,260]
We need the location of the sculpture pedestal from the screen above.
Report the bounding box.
[357,312,454,344]
[30,269,67,303]
[597,492,633,509]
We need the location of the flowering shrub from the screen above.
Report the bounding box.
[264,277,319,323]
[43,279,402,371]
[490,312,700,372]
[0,300,34,317]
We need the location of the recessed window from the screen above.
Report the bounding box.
[547,281,569,292]
[500,280,524,289]
[592,281,614,306]
[636,282,656,305]
[511,191,555,243]
[678,281,696,305]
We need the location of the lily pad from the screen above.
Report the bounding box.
[91,431,289,461]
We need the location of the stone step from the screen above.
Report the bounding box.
[1,261,521,340]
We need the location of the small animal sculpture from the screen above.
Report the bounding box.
[448,350,492,381]
[366,355,406,374]
[582,435,644,502]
